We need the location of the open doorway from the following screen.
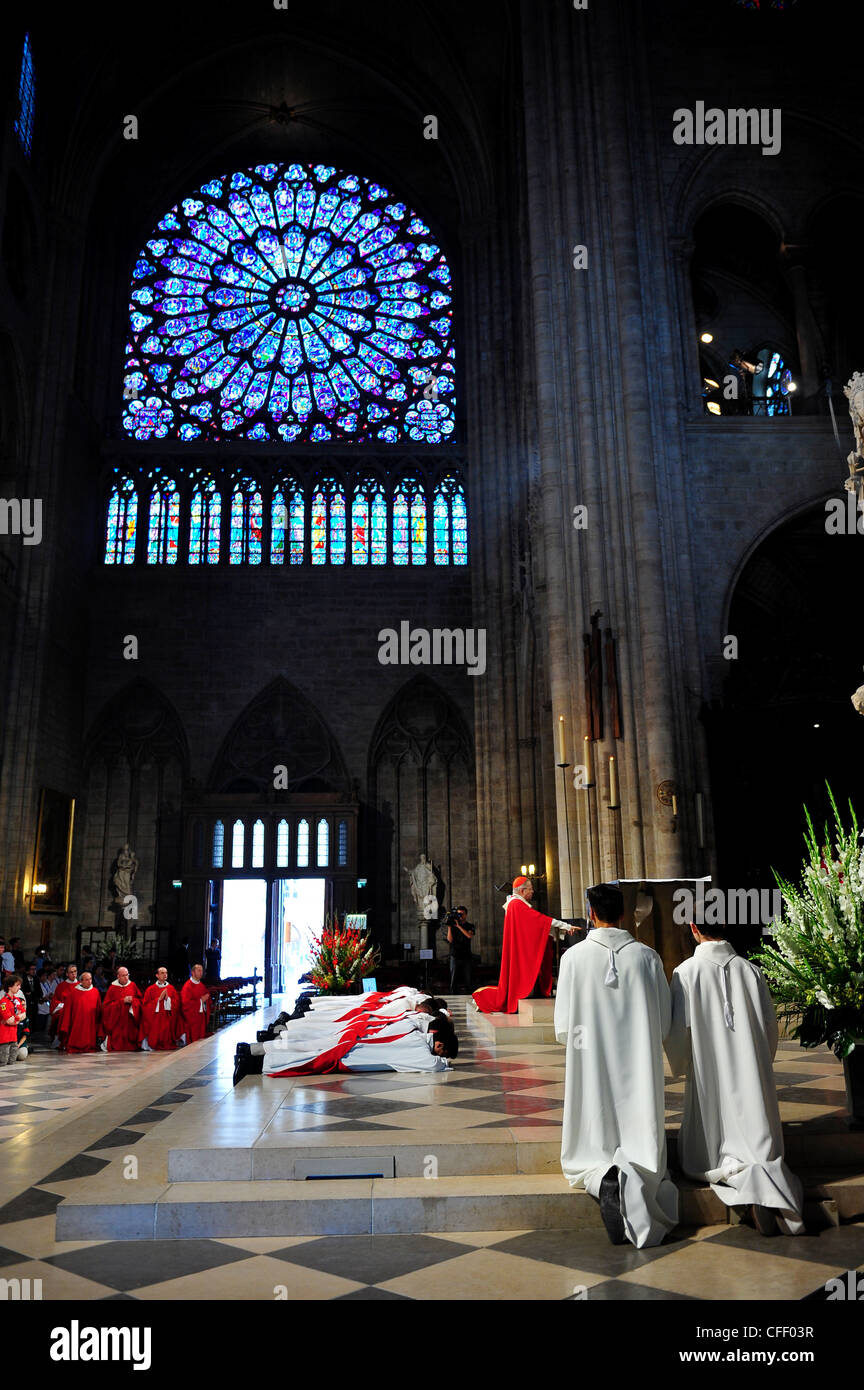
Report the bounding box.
[221,878,267,981]
[276,878,326,996]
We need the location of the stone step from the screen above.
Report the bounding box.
[472,1009,559,1045]
[55,1172,726,1242]
[167,1128,563,1182]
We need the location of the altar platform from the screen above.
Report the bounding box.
[0,997,861,1299]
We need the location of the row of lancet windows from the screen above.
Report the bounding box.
[105,472,468,566]
[202,817,349,870]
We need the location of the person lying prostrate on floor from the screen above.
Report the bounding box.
[140,967,181,1050]
[266,995,447,1039]
[264,1016,459,1077]
[555,882,678,1250]
[101,966,142,1051]
[180,964,211,1043]
[64,972,103,1054]
[234,1016,459,1083]
[50,963,78,1050]
[665,920,804,1237]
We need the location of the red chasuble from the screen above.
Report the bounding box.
[180,979,211,1042]
[51,980,78,1046]
[102,982,142,1051]
[141,983,181,1049]
[65,985,102,1053]
[473,895,556,1014]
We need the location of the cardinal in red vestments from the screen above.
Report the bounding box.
[50,965,79,1049]
[102,967,142,1051]
[64,973,103,1053]
[180,964,211,1043]
[140,967,181,1050]
[473,877,574,1014]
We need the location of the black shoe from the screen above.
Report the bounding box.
[233,1047,264,1086]
[257,1029,277,1042]
[599,1166,627,1246]
[751,1204,778,1236]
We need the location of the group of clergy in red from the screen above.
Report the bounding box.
[50,963,212,1054]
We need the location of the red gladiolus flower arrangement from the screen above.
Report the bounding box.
[308,915,380,994]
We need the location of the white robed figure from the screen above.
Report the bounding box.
[555,884,678,1249]
[665,923,804,1236]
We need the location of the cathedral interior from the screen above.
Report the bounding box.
[0,0,863,1328]
[3,0,861,981]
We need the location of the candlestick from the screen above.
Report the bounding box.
[609,754,619,807]
[695,792,705,849]
[671,794,678,818]
[584,735,595,786]
[558,715,567,765]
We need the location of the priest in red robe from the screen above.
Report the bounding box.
[102,966,142,1051]
[473,876,574,1014]
[50,964,79,1050]
[140,967,181,1050]
[64,972,103,1053]
[180,963,211,1043]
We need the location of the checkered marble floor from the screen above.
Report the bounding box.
[0,996,859,1299]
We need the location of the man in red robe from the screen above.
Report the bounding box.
[64,972,102,1053]
[140,966,181,1050]
[473,876,575,1014]
[50,964,79,1050]
[101,966,142,1051]
[180,963,211,1043]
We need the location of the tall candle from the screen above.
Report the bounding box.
[671,794,678,818]
[609,755,618,806]
[584,735,595,786]
[558,716,567,765]
[695,792,705,848]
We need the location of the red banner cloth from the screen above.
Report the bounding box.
[266,1015,412,1077]
[473,896,556,1014]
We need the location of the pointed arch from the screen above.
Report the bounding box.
[208,676,350,794]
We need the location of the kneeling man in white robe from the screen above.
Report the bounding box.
[555,883,678,1248]
[665,921,804,1236]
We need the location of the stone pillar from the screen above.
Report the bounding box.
[517,0,706,897]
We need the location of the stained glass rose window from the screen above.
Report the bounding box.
[123,163,455,445]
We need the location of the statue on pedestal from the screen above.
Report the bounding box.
[110,843,139,902]
[403,854,439,922]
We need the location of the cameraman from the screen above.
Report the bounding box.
[447,905,475,995]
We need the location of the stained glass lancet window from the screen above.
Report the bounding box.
[271,479,304,565]
[433,474,468,566]
[105,477,138,564]
[337,820,348,867]
[393,475,427,565]
[311,477,346,565]
[212,821,224,868]
[317,819,329,867]
[276,819,290,868]
[752,349,792,417]
[297,819,309,868]
[122,163,456,445]
[13,35,35,157]
[189,476,221,563]
[147,473,180,564]
[232,819,245,868]
[229,475,263,564]
[252,819,265,868]
[352,478,387,565]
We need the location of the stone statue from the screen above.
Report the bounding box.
[852,670,864,716]
[843,371,864,503]
[404,854,439,921]
[111,843,139,901]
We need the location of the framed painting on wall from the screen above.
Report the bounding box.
[31,788,75,914]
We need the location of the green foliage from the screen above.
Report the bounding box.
[754,785,864,1058]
